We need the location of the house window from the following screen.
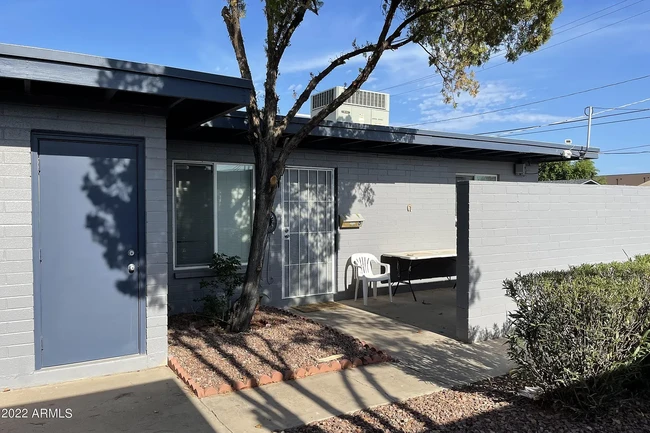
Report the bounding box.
[456,173,498,182]
[173,161,254,269]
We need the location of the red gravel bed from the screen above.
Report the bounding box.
[287,376,650,433]
[168,307,376,389]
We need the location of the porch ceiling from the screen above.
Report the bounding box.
[172,112,599,163]
[0,43,253,129]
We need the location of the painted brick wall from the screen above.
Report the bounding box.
[456,181,650,342]
[167,139,537,312]
[0,103,167,388]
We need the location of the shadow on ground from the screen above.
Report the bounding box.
[0,368,223,433]
[308,286,512,389]
[285,376,650,433]
[338,283,457,337]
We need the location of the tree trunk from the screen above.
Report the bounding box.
[228,164,280,332]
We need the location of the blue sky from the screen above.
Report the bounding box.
[1,0,648,174]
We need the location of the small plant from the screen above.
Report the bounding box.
[197,253,244,324]
[505,255,650,411]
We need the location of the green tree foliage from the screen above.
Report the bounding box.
[222,0,563,332]
[538,159,605,183]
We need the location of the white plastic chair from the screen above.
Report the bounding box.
[350,253,392,306]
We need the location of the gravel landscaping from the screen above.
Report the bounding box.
[287,376,650,433]
[168,307,376,389]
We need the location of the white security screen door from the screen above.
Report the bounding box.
[282,167,335,298]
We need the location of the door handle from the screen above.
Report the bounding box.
[128,264,136,273]
[283,227,290,240]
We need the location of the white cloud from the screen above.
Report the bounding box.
[288,83,304,92]
[280,41,431,76]
[405,81,567,132]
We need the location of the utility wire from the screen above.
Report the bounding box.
[387,7,650,98]
[592,106,650,111]
[505,114,650,137]
[398,74,650,128]
[479,97,650,137]
[601,143,650,153]
[601,150,650,154]
[553,0,632,30]
[478,109,650,136]
[377,0,638,92]
[553,0,645,37]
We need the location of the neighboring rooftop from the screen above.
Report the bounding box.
[544,179,601,185]
[0,43,252,129]
[603,172,650,186]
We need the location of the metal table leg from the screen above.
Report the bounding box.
[391,259,401,296]
[407,260,417,302]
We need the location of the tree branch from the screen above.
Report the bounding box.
[222,1,262,144]
[263,1,313,142]
[275,0,402,167]
[276,44,377,134]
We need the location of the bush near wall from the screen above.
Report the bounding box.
[504,255,650,411]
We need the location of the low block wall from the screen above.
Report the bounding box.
[456,181,650,342]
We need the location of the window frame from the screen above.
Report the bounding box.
[455,173,499,182]
[172,159,255,270]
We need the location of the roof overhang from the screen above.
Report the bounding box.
[171,112,599,163]
[0,44,253,129]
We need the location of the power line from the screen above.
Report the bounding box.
[553,0,645,37]
[505,114,650,137]
[601,150,650,155]
[388,7,650,98]
[399,74,650,128]
[601,143,650,153]
[478,109,650,136]
[479,97,650,137]
[593,106,650,111]
[377,0,638,92]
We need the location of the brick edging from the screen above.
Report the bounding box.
[168,307,392,398]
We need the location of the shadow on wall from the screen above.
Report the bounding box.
[79,60,167,307]
[465,252,510,342]
[264,169,378,302]
[82,156,139,299]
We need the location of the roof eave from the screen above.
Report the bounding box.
[197,113,599,162]
[0,43,253,129]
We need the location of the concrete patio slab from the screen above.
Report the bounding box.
[0,367,229,433]
[298,297,513,389]
[339,286,457,337]
[1,300,513,433]
[201,362,441,432]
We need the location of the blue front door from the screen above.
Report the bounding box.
[35,136,142,368]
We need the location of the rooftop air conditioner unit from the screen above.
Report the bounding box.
[310,86,390,126]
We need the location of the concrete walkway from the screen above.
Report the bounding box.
[1,300,512,433]
[0,367,229,433]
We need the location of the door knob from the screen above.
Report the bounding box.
[283,227,290,240]
[128,264,135,273]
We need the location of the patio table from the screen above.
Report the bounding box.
[381,249,457,302]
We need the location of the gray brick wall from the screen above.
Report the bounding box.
[456,181,650,342]
[0,103,167,389]
[167,139,537,312]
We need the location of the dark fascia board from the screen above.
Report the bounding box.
[0,43,252,105]
[208,113,600,160]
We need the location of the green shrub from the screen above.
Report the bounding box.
[196,253,244,324]
[504,255,650,411]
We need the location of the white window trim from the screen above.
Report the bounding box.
[456,173,499,181]
[172,159,255,271]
